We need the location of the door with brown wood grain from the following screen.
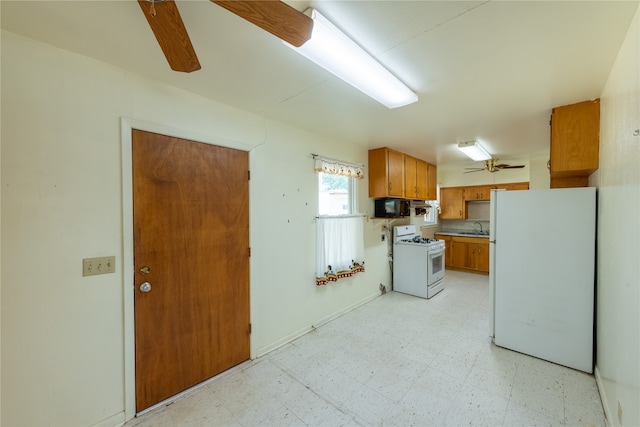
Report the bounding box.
[132,129,250,413]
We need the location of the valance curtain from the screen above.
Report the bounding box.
[314,157,364,179]
[315,216,365,286]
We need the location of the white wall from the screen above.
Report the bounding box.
[437,155,552,190]
[595,5,640,427]
[0,31,389,426]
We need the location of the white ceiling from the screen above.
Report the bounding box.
[2,0,637,166]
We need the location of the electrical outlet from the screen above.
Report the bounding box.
[618,399,623,425]
[83,256,116,277]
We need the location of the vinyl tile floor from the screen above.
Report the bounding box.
[126,270,605,427]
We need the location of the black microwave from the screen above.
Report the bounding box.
[374,198,411,218]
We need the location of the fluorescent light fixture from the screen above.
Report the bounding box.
[286,8,418,109]
[457,140,492,161]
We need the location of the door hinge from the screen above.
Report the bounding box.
[248,247,251,257]
[248,170,250,180]
[248,323,252,334]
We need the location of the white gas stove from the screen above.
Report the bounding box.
[394,225,446,250]
[392,225,445,299]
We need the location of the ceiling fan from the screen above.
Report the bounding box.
[464,159,525,174]
[137,0,313,73]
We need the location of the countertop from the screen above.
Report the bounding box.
[435,231,490,238]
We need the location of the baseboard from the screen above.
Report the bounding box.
[595,366,614,427]
[254,290,381,358]
[91,411,125,427]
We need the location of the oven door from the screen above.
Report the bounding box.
[427,247,445,286]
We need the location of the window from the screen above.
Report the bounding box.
[314,156,363,217]
[423,200,439,225]
[318,172,355,216]
[313,155,365,286]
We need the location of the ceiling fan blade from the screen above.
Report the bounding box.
[463,169,485,174]
[497,165,525,169]
[138,0,201,73]
[211,0,313,47]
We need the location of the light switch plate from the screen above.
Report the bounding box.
[83,256,116,277]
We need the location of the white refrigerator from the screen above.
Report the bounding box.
[489,187,595,373]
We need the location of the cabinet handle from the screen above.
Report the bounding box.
[389,182,392,192]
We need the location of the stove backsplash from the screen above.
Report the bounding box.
[439,219,490,235]
[466,201,490,220]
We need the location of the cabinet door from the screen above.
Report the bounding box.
[368,147,405,198]
[416,159,428,200]
[463,186,479,201]
[388,149,405,197]
[468,242,490,272]
[440,187,464,219]
[500,182,529,191]
[451,241,468,268]
[464,185,492,201]
[404,156,418,199]
[550,99,600,177]
[427,163,437,200]
[476,242,490,272]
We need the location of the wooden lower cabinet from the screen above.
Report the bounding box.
[435,234,489,273]
[451,240,468,268]
[468,241,489,271]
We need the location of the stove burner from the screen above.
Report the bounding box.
[401,236,439,244]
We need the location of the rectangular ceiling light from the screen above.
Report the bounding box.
[457,140,492,161]
[286,8,418,109]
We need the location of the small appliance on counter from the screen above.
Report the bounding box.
[392,225,445,299]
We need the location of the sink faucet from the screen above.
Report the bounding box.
[473,222,483,234]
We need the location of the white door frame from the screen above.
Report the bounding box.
[120,118,254,420]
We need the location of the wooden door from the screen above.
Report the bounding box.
[132,130,250,413]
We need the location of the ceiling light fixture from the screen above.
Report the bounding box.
[457,140,492,161]
[285,8,418,109]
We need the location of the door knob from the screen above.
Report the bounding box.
[139,282,152,293]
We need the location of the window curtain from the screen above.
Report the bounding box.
[316,216,365,286]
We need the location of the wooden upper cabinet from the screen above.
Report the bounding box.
[369,148,436,199]
[368,147,404,197]
[404,155,418,199]
[499,182,529,191]
[416,159,428,200]
[440,187,464,219]
[550,99,600,178]
[440,182,529,219]
[404,155,429,200]
[463,185,493,201]
[427,163,437,200]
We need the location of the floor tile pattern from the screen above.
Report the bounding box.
[126,270,605,427]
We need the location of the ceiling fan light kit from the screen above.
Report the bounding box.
[457,140,492,161]
[286,8,418,109]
